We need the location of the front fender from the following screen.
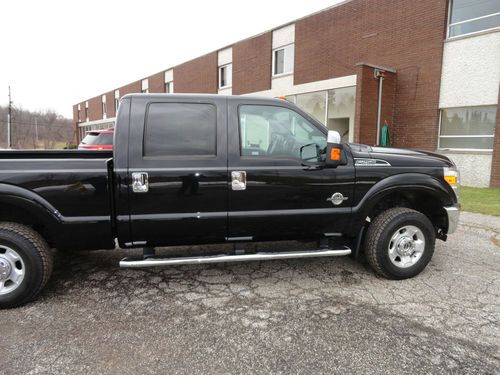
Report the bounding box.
[349,173,454,234]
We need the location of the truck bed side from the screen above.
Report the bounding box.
[0,150,114,250]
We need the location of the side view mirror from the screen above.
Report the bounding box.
[326,130,343,168]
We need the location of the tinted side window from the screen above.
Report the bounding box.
[144,103,216,157]
[98,133,114,144]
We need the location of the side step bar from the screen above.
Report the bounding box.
[119,247,351,268]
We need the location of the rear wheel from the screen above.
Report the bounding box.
[0,223,53,309]
[365,208,435,279]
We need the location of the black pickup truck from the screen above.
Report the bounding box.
[0,94,460,308]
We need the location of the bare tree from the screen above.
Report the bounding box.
[0,106,73,149]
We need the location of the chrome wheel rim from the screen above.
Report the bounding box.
[0,245,25,295]
[388,225,425,269]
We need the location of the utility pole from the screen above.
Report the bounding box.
[7,86,12,149]
[34,117,39,149]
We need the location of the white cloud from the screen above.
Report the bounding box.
[0,0,342,118]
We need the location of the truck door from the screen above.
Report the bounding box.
[226,98,355,241]
[127,95,228,247]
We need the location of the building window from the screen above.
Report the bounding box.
[85,101,89,122]
[439,106,497,150]
[77,104,81,122]
[272,44,294,76]
[101,95,107,119]
[141,79,149,93]
[219,64,232,88]
[114,90,120,113]
[448,0,500,37]
[287,86,356,143]
[165,81,173,93]
[326,87,356,142]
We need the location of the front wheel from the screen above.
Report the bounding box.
[365,208,436,279]
[0,223,53,309]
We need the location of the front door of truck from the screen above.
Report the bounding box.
[127,95,228,247]
[226,98,355,241]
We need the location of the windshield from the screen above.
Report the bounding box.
[81,133,99,145]
[81,132,113,145]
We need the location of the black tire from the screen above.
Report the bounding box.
[0,222,53,309]
[365,208,435,279]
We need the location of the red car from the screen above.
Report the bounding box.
[78,129,114,150]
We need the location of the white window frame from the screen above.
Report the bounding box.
[115,90,120,112]
[85,101,89,122]
[101,95,107,119]
[437,106,496,152]
[447,0,500,38]
[141,78,149,93]
[165,81,174,93]
[218,64,232,89]
[272,44,294,77]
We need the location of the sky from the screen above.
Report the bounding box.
[0,0,343,118]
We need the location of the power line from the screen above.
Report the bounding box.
[0,120,69,127]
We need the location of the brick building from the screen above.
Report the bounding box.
[73,0,500,187]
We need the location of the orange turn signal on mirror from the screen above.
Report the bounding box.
[444,175,457,185]
[330,147,341,161]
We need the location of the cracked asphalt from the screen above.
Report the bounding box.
[1,211,499,374]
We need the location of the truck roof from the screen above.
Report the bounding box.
[121,93,288,104]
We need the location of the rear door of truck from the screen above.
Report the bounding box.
[125,95,228,247]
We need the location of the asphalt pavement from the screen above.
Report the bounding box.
[1,211,499,374]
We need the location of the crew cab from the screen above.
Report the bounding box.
[0,94,460,308]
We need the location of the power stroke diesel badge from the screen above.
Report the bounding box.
[327,192,348,206]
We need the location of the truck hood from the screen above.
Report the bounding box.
[367,146,455,168]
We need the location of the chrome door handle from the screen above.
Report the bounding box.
[132,172,149,193]
[231,171,246,191]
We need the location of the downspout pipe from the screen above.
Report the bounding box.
[374,69,385,146]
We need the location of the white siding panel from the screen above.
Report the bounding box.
[251,74,357,98]
[218,48,232,66]
[271,74,294,92]
[272,24,295,49]
[164,69,173,82]
[218,87,232,95]
[441,152,492,187]
[439,31,500,108]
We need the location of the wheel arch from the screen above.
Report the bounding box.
[0,184,62,246]
[350,173,454,237]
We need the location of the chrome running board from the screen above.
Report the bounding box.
[119,247,351,268]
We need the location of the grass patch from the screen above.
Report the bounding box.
[459,186,500,217]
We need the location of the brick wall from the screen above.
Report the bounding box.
[104,91,115,118]
[119,80,141,96]
[173,53,218,93]
[72,105,79,143]
[354,65,377,144]
[148,71,165,94]
[87,96,102,122]
[354,65,396,145]
[295,0,448,150]
[233,32,272,94]
[489,86,500,188]
[73,0,449,152]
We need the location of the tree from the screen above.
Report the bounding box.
[0,106,73,149]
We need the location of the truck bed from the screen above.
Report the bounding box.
[0,150,113,159]
[0,150,114,250]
